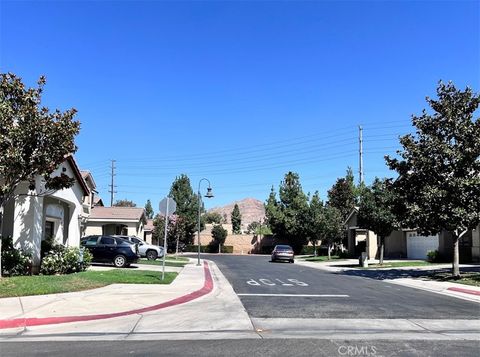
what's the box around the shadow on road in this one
[334,265,480,281]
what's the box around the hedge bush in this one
[40,246,92,275]
[1,237,32,276]
[185,244,233,254]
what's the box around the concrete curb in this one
[0,261,213,330]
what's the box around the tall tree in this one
[144,199,154,219]
[114,199,136,207]
[323,205,344,260]
[211,224,228,253]
[231,203,242,234]
[357,178,399,265]
[327,167,357,221]
[0,73,80,276]
[169,174,201,245]
[386,82,480,277]
[303,192,325,257]
[265,172,309,253]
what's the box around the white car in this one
[113,235,164,260]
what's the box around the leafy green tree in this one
[169,174,201,245]
[386,82,480,277]
[144,199,154,219]
[327,167,357,221]
[303,192,325,257]
[265,172,309,253]
[211,224,228,253]
[357,178,399,265]
[114,199,136,207]
[231,203,242,234]
[323,205,344,260]
[0,73,80,276]
[246,221,271,235]
[203,212,223,224]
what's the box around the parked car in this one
[113,235,164,260]
[80,235,140,268]
[271,244,294,263]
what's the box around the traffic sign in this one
[159,197,177,216]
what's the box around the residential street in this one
[0,256,479,356]
[205,254,480,319]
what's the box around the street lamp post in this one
[197,178,214,266]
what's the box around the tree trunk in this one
[313,240,317,257]
[452,234,460,278]
[218,243,221,254]
[0,207,3,278]
[327,244,331,260]
[379,236,384,266]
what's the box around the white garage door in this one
[406,233,439,260]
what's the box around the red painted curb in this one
[447,287,480,296]
[0,261,213,330]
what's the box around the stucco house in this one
[84,206,147,238]
[1,156,91,273]
[345,207,480,262]
[144,219,154,244]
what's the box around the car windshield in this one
[115,238,134,246]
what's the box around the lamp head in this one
[205,187,214,198]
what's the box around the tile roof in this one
[89,206,146,222]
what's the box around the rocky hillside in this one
[208,198,265,227]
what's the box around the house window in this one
[44,221,55,241]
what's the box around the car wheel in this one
[290,259,294,263]
[146,250,158,260]
[113,255,127,268]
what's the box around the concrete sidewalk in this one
[1,258,479,342]
[295,259,480,303]
[0,259,254,340]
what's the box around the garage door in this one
[406,233,439,260]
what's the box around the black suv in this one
[80,235,140,268]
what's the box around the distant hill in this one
[208,198,265,227]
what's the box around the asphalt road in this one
[1,340,479,357]
[203,254,480,319]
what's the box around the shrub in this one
[41,235,56,258]
[1,237,32,276]
[185,244,233,253]
[427,250,439,263]
[40,246,92,275]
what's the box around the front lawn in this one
[303,255,343,262]
[136,258,188,267]
[428,271,480,287]
[165,255,189,262]
[0,270,177,298]
[363,261,435,269]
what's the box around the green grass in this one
[165,255,189,262]
[0,270,177,298]
[363,261,434,269]
[136,258,188,267]
[303,255,343,262]
[428,272,480,287]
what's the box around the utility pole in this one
[109,160,117,206]
[359,125,364,185]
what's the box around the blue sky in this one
[1,0,478,212]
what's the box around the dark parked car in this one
[271,244,294,263]
[80,235,140,268]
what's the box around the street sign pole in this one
[162,198,169,281]
[159,197,176,281]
